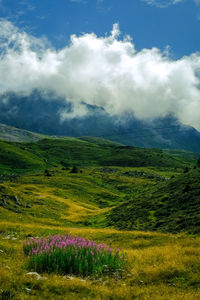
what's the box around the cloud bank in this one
[0,20,200,130]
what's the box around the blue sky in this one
[0,0,199,58]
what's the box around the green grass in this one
[1,166,199,233]
[0,137,190,177]
[0,224,200,299]
[107,169,200,234]
[0,137,200,299]
[23,234,126,277]
[0,141,45,173]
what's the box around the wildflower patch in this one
[23,234,126,277]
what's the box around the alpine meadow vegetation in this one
[0,136,200,299]
[23,234,126,277]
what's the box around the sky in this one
[0,0,200,130]
[0,0,200,58]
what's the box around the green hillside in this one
[0,140,45,174]
[0,136,198,235]
[107,169,200,234]
[0,138,190,178]
[1,162,199,233]
[0,137,200,299]
[0,165,200,299]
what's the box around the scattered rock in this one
[64,275,75,280]
[26,271,47,281]
[3,232,18,240]
[25,287,31,293]
[168,283,176,286]
[139,280,144,284]
[3,235,10,239]
[13,209,22,213]
[26,272,42,280]
[124,171,167,181]
[100,168,118,174]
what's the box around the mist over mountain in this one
[1,90,200,152]
[1,20,200,134]
[0,21,200,152]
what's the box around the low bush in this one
[23,234,126,277]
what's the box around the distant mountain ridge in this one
[0,123,45,142]
[1,91,200,151]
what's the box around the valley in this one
[0,134,200,299]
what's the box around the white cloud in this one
[0,20,200,130]
[143,0,200,8]
[142,0,184,8]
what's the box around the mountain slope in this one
[0,137,190,177]
[0,123,45,142]
[1,91,200,151]
[107,170,200,234]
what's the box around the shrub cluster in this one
[23,234,126,277]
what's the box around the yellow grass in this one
[0,168,200,299]
[0,221,200,299]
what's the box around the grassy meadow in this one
[1,222,200,299]
[0,137,200,299]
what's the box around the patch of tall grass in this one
[23,234,126,277]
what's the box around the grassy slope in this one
[0,138,200,299]
[107,169,200,234]
[0,167,200,299]
[1,167,166,226]
[0,138,190,177]
[0,168,118,227]
[1,222,200,299]
[0,141,45,174]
